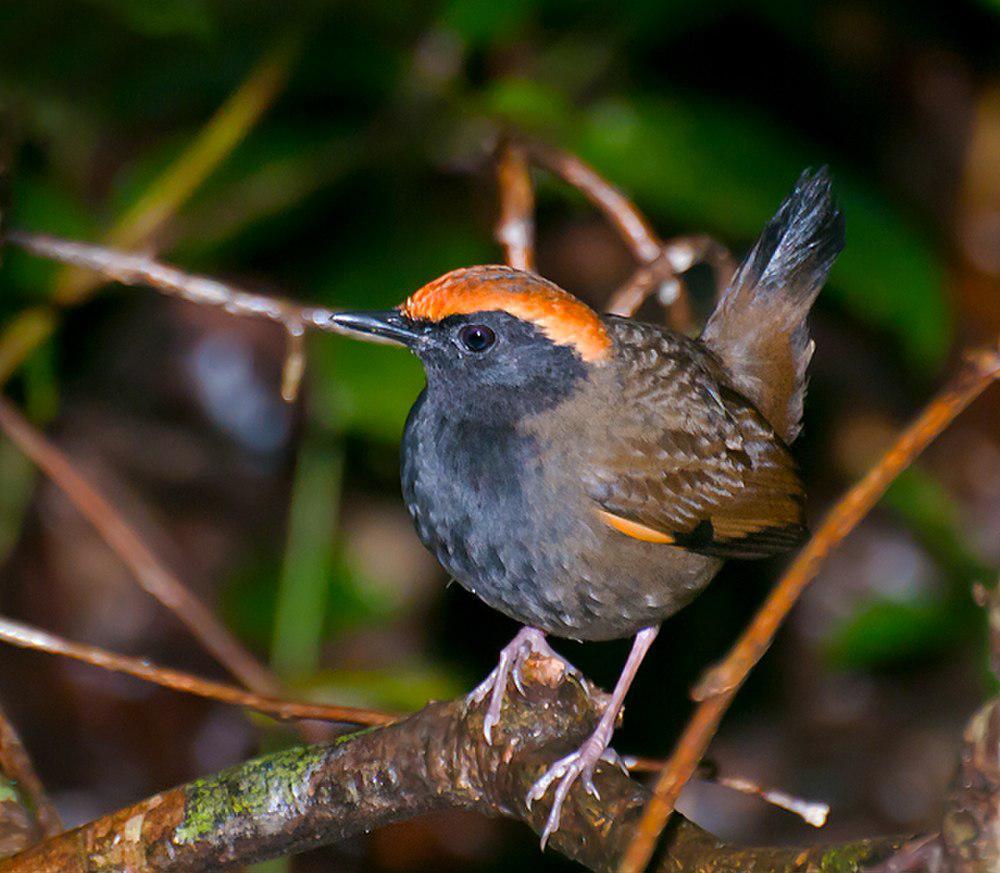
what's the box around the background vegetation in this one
[0,1,997,870]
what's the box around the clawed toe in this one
[467,627,579,746]
[527,736,610,848]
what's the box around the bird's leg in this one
[528,625,659,848]
[467,626,580,744]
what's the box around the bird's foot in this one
[527,718,624,849]
[467,627,580,745]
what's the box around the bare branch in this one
[0,614,395,728]
[6,231,340,336]
[495,140,536,271]
[0,701,60,852]
[623,757,829,827]
[523,140,663,263]
[619,345,1000,873]
[0,397,283,697]
[605,234,736,333]
[516,141,733,333]
[0,653,907,872]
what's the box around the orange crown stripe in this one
[399,266,612,363]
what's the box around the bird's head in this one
[331,266,611,418]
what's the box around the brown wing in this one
[585,319,807,559]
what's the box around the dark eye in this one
[458,324,496,353]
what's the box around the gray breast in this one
[400,387,721,641]
[401,389,545,606]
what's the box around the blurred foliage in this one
[0,3,996,865]
[826,469,995,671]
[0,0,993,701]
[0,440,34,565]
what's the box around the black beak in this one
[330,310,423,347]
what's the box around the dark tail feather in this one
[701,168,845,443]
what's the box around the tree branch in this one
[0,653,908,873]
[0,701,60,858]
[5,231,339,337]
[0,614,395,728]
[0,397,283,698]
[619,345,1000,873]
[519,139,734,333]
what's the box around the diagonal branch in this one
[0,614,395,728]
[518,139,733,332]
[0,396,283,697]
[5,231,339,337]
[0,653,908,873]
[522,140,663,263]
[618,344,1000,873]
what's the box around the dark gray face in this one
[332,309,589,422]
[416,311,587,413]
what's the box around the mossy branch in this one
[0,654,911,872]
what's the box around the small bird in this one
[332,169,844,843]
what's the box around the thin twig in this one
[0,614,395,728]
[0,703,61,838]
[618,345,1000,873]
[6,231,339,335]
[495,140,536,271]
[523,140,663,263]
[52,33,300,306]
[519,140,733,333]
[622,756,829,828]
[605,235,736,332]
[0,396,282,697]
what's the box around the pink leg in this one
[467,626,580,744]
[528,625,660,848]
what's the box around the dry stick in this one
[0,615,395,728]
[4,230,360,403]
[521,141,732,332]
[623,756,828,827]
[495,140,536,272]
[0,704,61,838]
[605,235,736,331]
[0,397,282,697]
[523,140,663,263]
[618,345,1000,873]
[6,230,339,334]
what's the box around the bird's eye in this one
[458,324,496,353]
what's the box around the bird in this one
[331,168,844,845]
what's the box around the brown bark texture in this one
[0,654,914,873]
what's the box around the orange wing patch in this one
[596,509,676,544]
[400,265,612,363]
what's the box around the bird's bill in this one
[330,310,423,347]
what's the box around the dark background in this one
[0,1,997,870]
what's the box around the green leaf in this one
[83,0,214,38]
[439,0,535,46]
[825,597,963,669]
[271,442,343,679]
[0,438,36,564]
